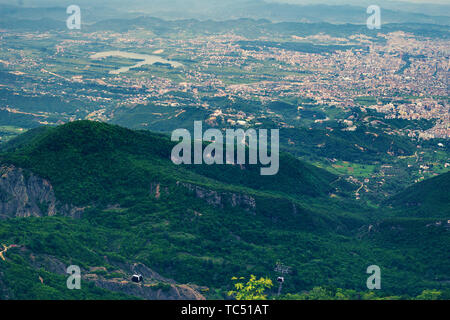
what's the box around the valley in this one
[0,17,448,203]
[0,1,448,301]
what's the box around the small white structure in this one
[131,274,143,283]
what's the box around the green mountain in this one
[1,120,350,204]
[387,172,450,217]
[0,121,448,299]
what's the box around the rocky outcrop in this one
[95,262,205,300]
[0,165,85,219]
[176,181,256,213]
[0,165,57,219]
[0,163,258,219]
[94,279,205,300]
[26,251,205,300]
[150,182,169,199]
[29,252,68,275]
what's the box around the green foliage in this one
[282,287,450,300]
[0,257,134,300]
[280,287,403,300]
[228,275,273,300]
[1,120,343,206]
[153,282,172,292]
[0,121,448,299]
[387,172,450,217]
[415,289,443,300]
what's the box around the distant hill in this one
[1,1,449,25]
[88,17,450,39]
[1,6,449,39]
[387,171,450,217]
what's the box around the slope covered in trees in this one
[387,172,450,217]
[0,121,448,299]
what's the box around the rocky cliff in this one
[0,165,58,219]
[26,251,205,300]
[176,181,257,213]
[0,165,84,219]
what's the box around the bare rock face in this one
[176,181,256,213]
[25,251,205,300]
[0,165,85,219]
[96,262,206,300]
[94,280,205,300]
[0,165,58,219]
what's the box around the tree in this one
[416,289,442,300]
[228,275,273,300]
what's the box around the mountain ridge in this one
[0,120,448,299]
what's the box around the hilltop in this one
[1,120,355,207]
[387,172,450,217]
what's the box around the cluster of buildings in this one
[0,29,448,138]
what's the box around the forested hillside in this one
[0,121,448,299]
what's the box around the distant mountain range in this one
[1,10,449,40]
[0,0,449,25]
